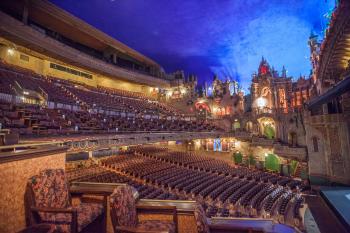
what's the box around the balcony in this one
[233,131,252,141]
[0,11,170,87]
[47,131,233,152]
[251,136,274,147]
[309,113,345,125]
[273,144,307,161]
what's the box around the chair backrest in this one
[28,169,70,209]
[194,203,210,233]
[109,185,138,229]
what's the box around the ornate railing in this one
[273,144,307,162]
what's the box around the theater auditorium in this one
[0,0,349,233]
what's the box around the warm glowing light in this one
[23,91,29,95]
[7,48,14,55]
[256,97,267,108]
[181,88,187,94]
[264,153,268,157]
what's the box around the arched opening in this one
[264,125,275,139]
[257,117,276,139]
[245,121,253,132]
[232,121,241,131]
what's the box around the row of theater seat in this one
[0,61,177,115]
[95,147,306,227]
[131,147,307,190]
[67,165,180,200]
[0,102,216,136]
[0,61,220,135]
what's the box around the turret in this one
[258,57,271,76]
[281,66,287,78]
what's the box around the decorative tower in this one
[308,32,321,83]
[281,66,287,78]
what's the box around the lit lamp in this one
[7,48,14,56]
[256,97,267,109]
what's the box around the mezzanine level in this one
[0,11,170,87]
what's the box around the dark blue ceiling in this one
[50,0,335,91]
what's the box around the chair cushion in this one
[109,186,138,228]
[30,169,69,213]
[138,220,175,233]
[194,204,210,233]
[41,203,104,233]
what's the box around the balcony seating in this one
[109,185,176,233]
[0,62,220,135]
[27,169,104,233]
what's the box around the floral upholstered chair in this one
[193,204,210,233]
[27,169,104,233]
[110,185,176,233]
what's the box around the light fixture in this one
[256,97,267,109]
[7,48,14,56]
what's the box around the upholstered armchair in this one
[110,185,177,233]
[26,169,105,233]
[193,204,210,233]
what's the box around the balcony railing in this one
[273,144,307,161]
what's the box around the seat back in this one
[28,169,70,209]
[194,203,210,233]
[109,185,138,229]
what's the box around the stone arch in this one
[257,117,276,139]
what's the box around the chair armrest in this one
[70,182,130,196]
[30,206,76,213]
[30,206,78,233]
[115,226,170,233]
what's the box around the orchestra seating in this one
[67,147,308,228]
[0,61,219,136]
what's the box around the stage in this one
[320,186,350,232]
